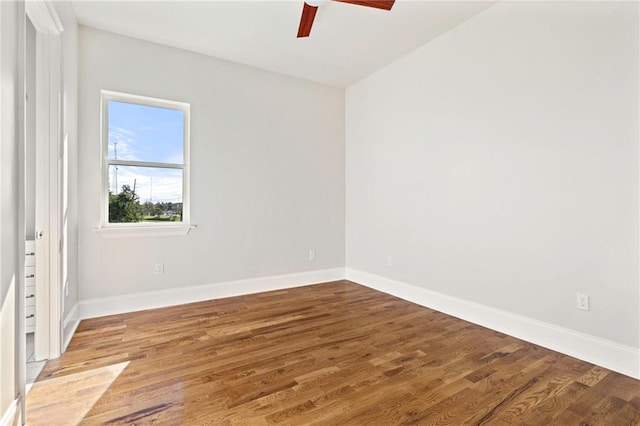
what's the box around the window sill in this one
[95,224,196,239]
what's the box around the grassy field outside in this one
[141,215,181,222]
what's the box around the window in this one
[101,91,190,233]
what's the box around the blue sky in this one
[108,101,184,203]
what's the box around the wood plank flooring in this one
[27,280,640,425]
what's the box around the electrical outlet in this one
[309,250,315,261]
[386,256,393,266]
[153,263,164,275]
[576,293,589,311]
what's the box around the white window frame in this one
[99,90,191,237]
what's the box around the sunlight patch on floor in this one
[26,361,129,426]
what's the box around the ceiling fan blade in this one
[297,3,319,38]
[332,0,395,11]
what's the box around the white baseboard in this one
[346,268,640,379]
[0,398,19,426]
[62,302,80,351]
[75,266,640,379]
[78,267,346,320]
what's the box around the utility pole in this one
[114,141,119,193]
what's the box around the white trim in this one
[637,0,640,387]
[25,0,63,35]
[62,303,79,351]
[100,90,190,229]
[48,31,62,360]
[16,0,27,422]
[95,224,195,238]
[75,267,640,378]
[26,0,65,368]
[0,398,20,426]
[346,268,640,379]
[101,90,190,111]
[78,268,346,319]
[108,159,183,169]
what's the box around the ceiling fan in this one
[297,0,396,38]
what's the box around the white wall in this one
[78,27,345,301]
[346,1,639,348]
[1,0,20,421]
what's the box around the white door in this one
[27,0,64,362]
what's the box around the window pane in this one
[108,165,183,223]
[108,100,184,164]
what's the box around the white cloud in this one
[108,126,140,161]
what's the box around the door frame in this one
[25,0,63,362]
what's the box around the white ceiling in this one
[71,1,495,88]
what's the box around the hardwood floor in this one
[27,280,640,425]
